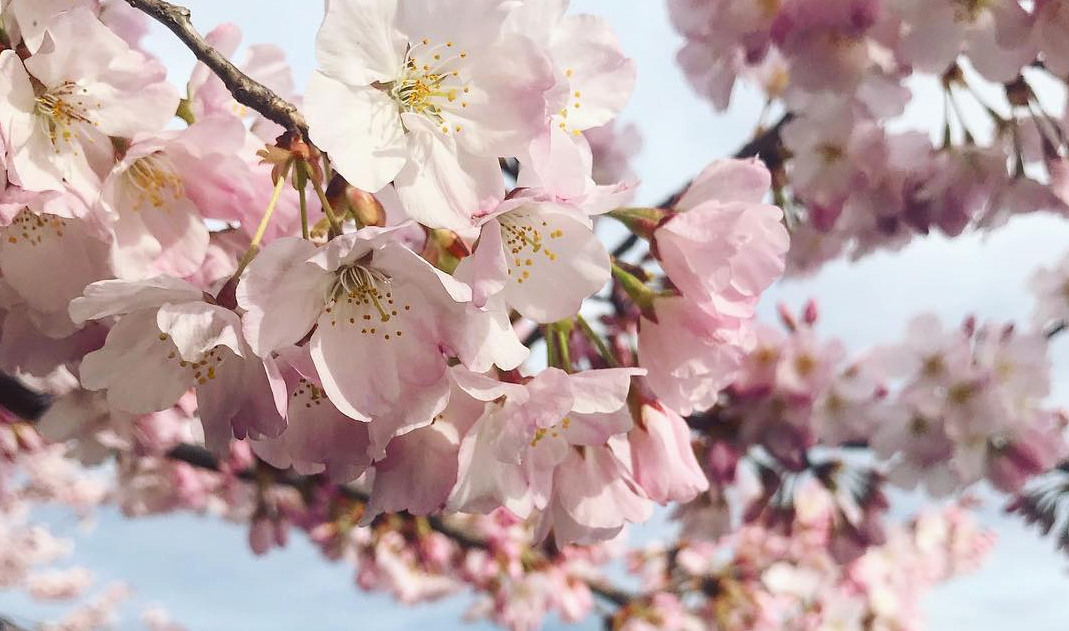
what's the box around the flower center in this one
[124,153,184,209]
[499,212,563,285]
[951,0,989,23]
[325,265,412,341]
[157,333,226,386]
[384,38,471,135]
[34,82,100,150]
[531,417,570,447]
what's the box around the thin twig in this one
[0,615,32,631]
[124,0,308,138]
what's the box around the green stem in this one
[308,165,341,237]
[234,162,291,278]
[555,320,573,373]
[575,314,618,368]
[298,182,309,240]
[545,325,560,370]
[175,99,196,126]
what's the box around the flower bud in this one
[348,187,387,228]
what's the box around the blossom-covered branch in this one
[1,0,1068,629]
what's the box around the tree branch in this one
[0,616,32,631]
[162,442,632,605]
[124,0,308,138]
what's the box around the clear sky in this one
[2,1,1069,629]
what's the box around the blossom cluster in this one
[669,0,1069,273]
[618,487,995,631]
[0,0,789,553]
[0,1,1066,630]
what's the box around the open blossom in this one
[894,0,1035,82]
[238,228,525,455]
[459,195,610,323]
[508,0,637,204]
[99,117,258,280]
[305,0,557,234]
[69,277,286,453]
[0,8,178,195]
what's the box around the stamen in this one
[124,153,184,209]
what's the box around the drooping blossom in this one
[69,277,286,453]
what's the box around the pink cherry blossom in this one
[459,196,611,323]
[638,296,752,416]
[305,0,557,233]
[656,159,790,318]
[238,228,523,455]
[99,117,257,280]
[69,277,285,453]
[0,9,178,195]
[628,400,709,504]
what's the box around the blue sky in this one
[3,1,1069,629]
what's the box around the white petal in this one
[79,310,192,414]
[315,0,404,85]
[237,237,333,357]
[393,127,503,235]
[448,35,557,157]
[306,72,407,193]
[567,368,644,414]
[156,302,244,362]
[70,276,203,324]
[550,14,636,131]
[496,203,610,323]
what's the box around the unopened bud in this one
[777,302,797,332]
[803,299,819,325]
[348,187,387,228]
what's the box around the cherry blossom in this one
[0,2,1066,630]
[0,8,178,195]
[305,0,557,233]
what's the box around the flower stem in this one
[234,162,291,279]
[611,261,660,322]
[545,325,560,369]
[298,181,309,240]
[555,320,573,373]
[307,164,341,237]
[575,314,618,368]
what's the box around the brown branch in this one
[0,616,32,631]
[162,442,632,605]
[123,0,308,138]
